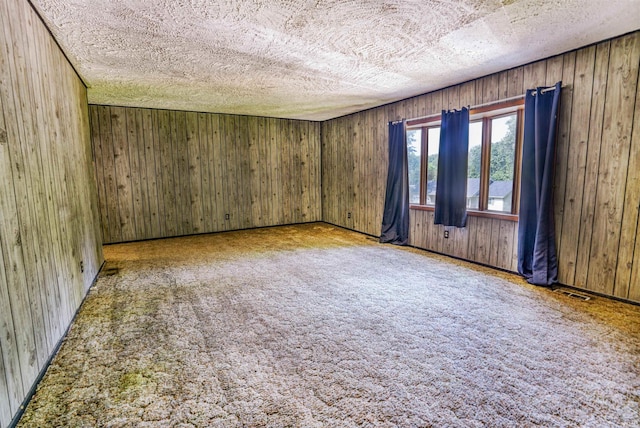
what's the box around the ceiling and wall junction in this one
[30,0,640,120]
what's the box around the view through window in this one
[406,99,523,216]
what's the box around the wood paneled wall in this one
[89,105,322,243]
[0,0,103,426]
[322,31,640,303]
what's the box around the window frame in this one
[406,98,525,221]
[406,120,441,207]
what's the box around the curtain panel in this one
[380,120,409,245]
[518,81,562,286]
[434,107,469,228]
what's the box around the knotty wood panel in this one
[322,30,640,303]
[587,34,640,297]
[90,106,322,243]
[0,0,103,425]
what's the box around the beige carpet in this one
[17,223,640,427]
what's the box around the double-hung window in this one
[406,99,524,218]
[407,126,440,205]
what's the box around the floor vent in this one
[553,288,591,301]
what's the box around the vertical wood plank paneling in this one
[363,110,373,234]
[219,115,230,226]
[291,120,303,223]
[511,224,520,272]
[367,110,376,235]
[497,221,516,270]
[53,15,78,308]
[621,54,640,301]
[126,108,146,239]
[37,29,72,343]
[497,71,509,100]
[210,114,226,231]
[488,219,501,267]
[0,0,103,425]
[111,107,136,241]
[257,117,269,227]
[231,114,243,229]
[10,0,60,366]
[475,218,492,265]
[186,112,204,234]
[353,114,362,231]
[466,216,478,262]
[248,117,261,226]
[157,110,177,237]
[300,122,312,222]
[270,118,284,225]
[586,35,639,295]
[337,117,346,226]
[174,111,191,234]
[545,55,564,85]
[198,113,214,232]
[0,336,11,427]
[98,106,119,242]
[151,110,166,237]
[235,116,248,228]
[550,53,573,256]
[330,118,340,227]
[632,225,640,302]
[0,73,26,419]
[574,41,611,289]
[91,106,322,243]
[376,107,387,233]
[89,106,110,246]
[312,121,322,222]
[0,0,44,382]
[522,60,548,91]
[321,121,329,223]
[133,109,151,240]
[280,119,292,225]
[238,116,252,228]
[557,46,596,285]
[349,115,357,229]
[507,66,524,97]
[412,210,422,248]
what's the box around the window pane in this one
[467,121,482,210]
[407,129,422,204]
[426,127,440,205]
[489,114,516,213]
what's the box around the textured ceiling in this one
[31,0,640,120]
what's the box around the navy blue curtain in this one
[434,108,469,227]
[380,120,409,245]
[518,82,562,286]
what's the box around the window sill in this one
[409,204,519,222]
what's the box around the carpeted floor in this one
[17,223,640,427]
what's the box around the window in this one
[406,99,524,218]
[426,127,440,205]
[407,126,440,205]
[467,121,483,210]
[407,129,421,204]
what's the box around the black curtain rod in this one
[407,84,569,123]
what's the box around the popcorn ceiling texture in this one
[31,0,640,120]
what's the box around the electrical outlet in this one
[444,230,449,239]
[225,213,230,220]
[347,212,351,219]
